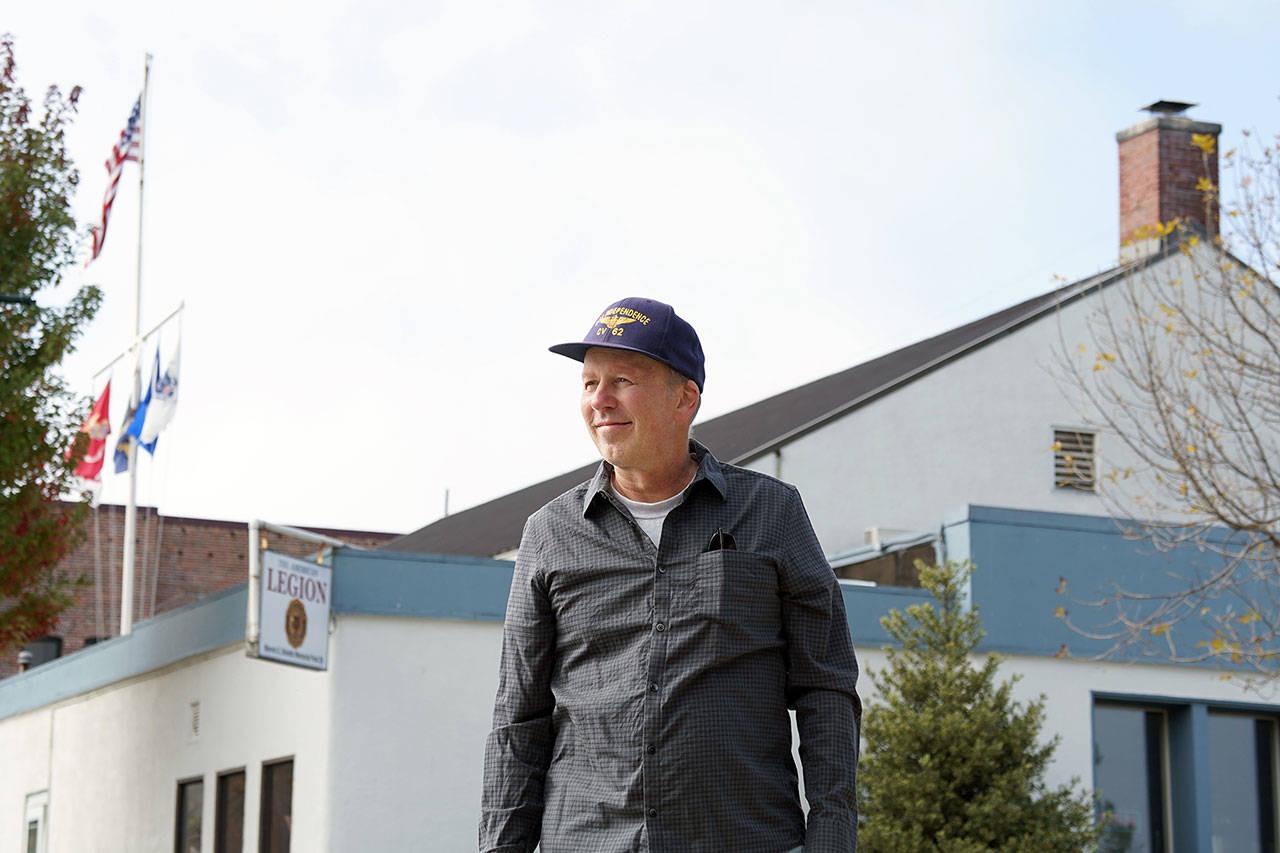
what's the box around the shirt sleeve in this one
[479,520,557,853]
[778,487,862,853]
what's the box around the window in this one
[21,636,62,669]
[24,791,48,853]
[1209,714,1278,852]
[259,758,293,853]
[1094,704,1169,852]
[175,777,203,853]
[1054,428,1097,490]
[833,541,935,588]
[215,769,246,853]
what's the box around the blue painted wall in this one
[945,505,1240,662]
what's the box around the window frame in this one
[24,790,49,853]
[1206,710,1280,851]
[173,775,204,853]
[215,767,246,853]
[259,756,294,853]
[1093,700,1172,851]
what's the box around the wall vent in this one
[1054,429,1097,490]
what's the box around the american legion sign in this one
[258,550,332,670]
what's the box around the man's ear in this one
[678,380,700,420]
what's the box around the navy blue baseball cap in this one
[550,297,705,391]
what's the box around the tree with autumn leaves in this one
[1055,125,1280,680]
[0,36,102,655]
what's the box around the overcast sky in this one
[9,0,1280,535]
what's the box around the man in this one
[480,297,861,852]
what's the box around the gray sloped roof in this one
[384,261,1140,557]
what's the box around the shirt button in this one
[648,808,658,818]
[647,744,656,755]
[657,565,666,573]
[649,681,659,693]
[654,622,666,632]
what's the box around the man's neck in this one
[611,453,697,503]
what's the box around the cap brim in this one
[548,342,592,362]
[549,340,678,366]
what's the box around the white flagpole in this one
[120,53,152,637]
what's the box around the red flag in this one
[68,381,112,481]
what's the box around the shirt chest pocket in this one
[686,550,781,633]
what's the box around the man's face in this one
[580,348,694,474]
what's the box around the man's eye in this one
[584,380,598,390]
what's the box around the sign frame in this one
[256,550,332,670]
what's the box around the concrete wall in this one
[0,644,332,853]
[326,615,502,852]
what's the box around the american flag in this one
[87,94,143,264]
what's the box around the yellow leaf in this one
[1185,369,1198,378]
[1151,622,1171,636]
[1054,605,1067,619]
[1238,610,1261,624]
[1196,177,1215,193]
[1191,133,1216,154]
[1050,441,1062,451]
[1186,445,1196,454]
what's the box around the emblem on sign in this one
[285,598,307,648]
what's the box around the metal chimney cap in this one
[1142,100,1197,115]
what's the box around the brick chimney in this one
[1117,100,1221,261]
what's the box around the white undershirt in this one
[610,480,693,548]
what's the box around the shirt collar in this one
[582,439,727,517]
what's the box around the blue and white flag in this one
[140,334,179,444]
[115,350,160,472]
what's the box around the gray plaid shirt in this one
[481,442,861,852]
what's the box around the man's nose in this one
[588,385,616,410]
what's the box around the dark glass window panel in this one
[215,771,246,853]
[1257,720,1278,853]
[27,821,38,853]
[175,779,203,853]
[259,759,293,853]
[1209,714,1278,853]
[22,636,62,668]
[1094,705,1167,852]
